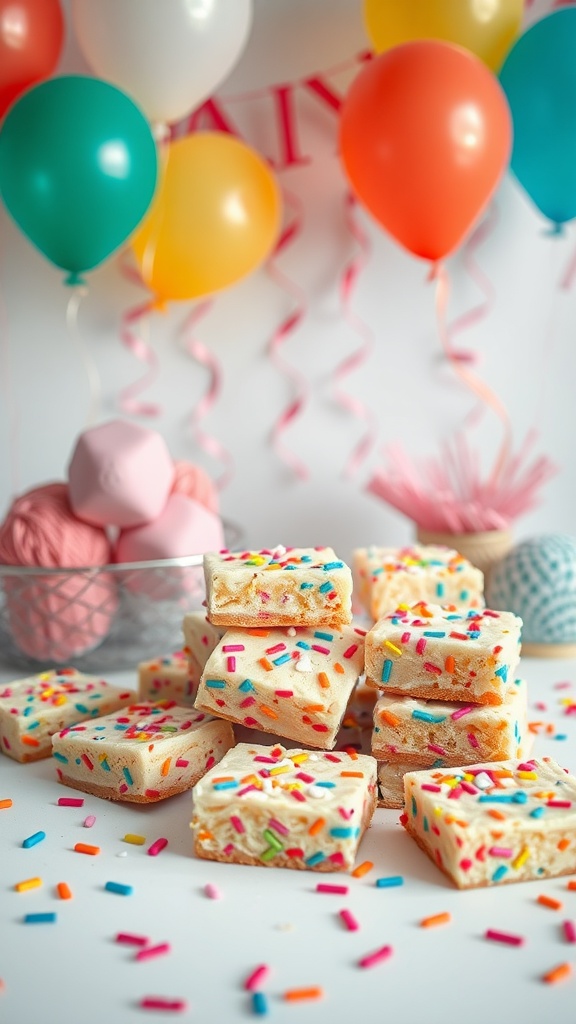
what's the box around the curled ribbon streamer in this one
[334,191,379,478]
[447,202,499,365]
[266,188,309,480]
[119,299,162,417]
[180,302,234,492]
[559,239,576,290]
[0,277,20,498]
[66,285,102,428]
[434,262,513,489]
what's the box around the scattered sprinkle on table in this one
[74,842,100,856]
[420,912,451,928]
[538,895,563,911]
[83,815,96,828]
[14,877,42,893]
[24,912,56,924]
[57,882,72,900]
[485,929,525,947]
[563,920,576,943]
[204,883,222,900]
[0,798,13,810]
[244,966,270,991]
[57,797,84,807]
[542,963,572,984]
[339,909,359,932]
[136,943,171,962]
[567,880,576,891]
[252,991,268,1016]
[124,833,146,846]
[376,876,404,889]
[147,837,168,857]
[116,932,149,947]
[358,945,393,969]
[139,997,187,1012]
[351,860,373,879]
[105,881,133,896]
[22,831,45,849]
[283,987,324,1002]
[316,883,348,895]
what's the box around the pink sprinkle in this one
[290,790,306,802]
[415,638,427,655]
[343,644,358,659]
[563,920,576,943]
[223,843,235,856]
[268,818,290,837]
[401,631,411,643]
[459,859,473,872]
[240,697,256,708]
[555,681,572,690]
[424,662,442,675]
[547,800,572,808]
[422,784,442,792]
[358,945,393,969]
[311,644,330,655]
[517,762,537,771]
[204,883,222,900]
[265,643,286,655]
[329,852,345,866]
[296,772,315,783]
[244,716,258,726]
[460,781,479,795]
[136,942,171,962]
[485,929,525,947]
[238,785,257,797]
[230,815,245,834]
[428,743,447,756]
[140,997,186,1012]
[175,758,188,768]
[324,754,341,763]
[534,702,548,711]
[116,932,149,947]
[339,909,359,932]
[244,965,270,991]
[467,733,479,749]
[254,755,278,763]
[274,690,294,698]
[227,656,236,672]
[451,706,473,720]
[317,883,348,895]
[222,644,245,652]
[147,838,168,857]
[489,847,513,858]
[58,797,84,807]
[83,815,96,828]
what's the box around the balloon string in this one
[434,263,513,489]
[66,285,102,428]
[180,302,234,492]
[447,202,499,364]
[0,276,20,498]
[119,298,162,417]
[266,188,309,480]
[333,191,378,478]
[559,238,576,290]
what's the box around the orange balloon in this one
[339,41,512,262]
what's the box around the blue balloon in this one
[500,9,576,227]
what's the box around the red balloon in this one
[339,41,512,263]
[0,0,64,119]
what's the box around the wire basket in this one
[0,521,242,674]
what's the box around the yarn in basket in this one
[0,482,118,662]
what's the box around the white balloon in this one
[72,0,253,126]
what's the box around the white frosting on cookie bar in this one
[353,545,484,620]
[204,546,353,627]
[372,678,527,762]
[52,701,235,802]
[191,741,377,871]
[182,611,225,669]
[195,624,366,749]
[402,756,576,888]
[138,650,201,706]
[0,669,133,763]
[365,602,522,705]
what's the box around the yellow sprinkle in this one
[264,563,282,570]
[290,754,308,765]
[53,695,67,706]
[123,833,146,846]
[433,807,443,817]
[15,877,42,892]
[384,640,402,656]
[269,765,290,776]
[517,771,537,780]
[510,843,528,868]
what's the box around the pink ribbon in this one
[333,192,378,478]
[266,189,310,480]
[445,202,499,365]
[180,303,234,491]
[117,251,162,417]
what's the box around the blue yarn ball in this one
[487,535,576,645]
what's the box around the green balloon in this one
[0,75,158,283]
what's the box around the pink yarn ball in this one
[0,483,118,662]
[171,460,219,515]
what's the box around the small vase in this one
[415,527,514,582]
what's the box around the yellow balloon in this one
[132,132,281,303]
[363,0,524,72]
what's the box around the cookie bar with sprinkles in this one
[182,611,225,677]
[194,624,366,749]
[402,756,576,888]
[0,669,133,763]
[378,757,432,809]
[52,701,235,802]
[138,650,201,707]
[372,679,528,764]
[353,545,484,621]
[365,602,522,705]
[191,741,377,871]
[203,546,353,628]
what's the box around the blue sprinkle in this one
[432,759,446,768]
[554,734,568,741]
[272,653,291,666]
[323,561,344,571]
[283,564,297,570]
[492,865,508,883]
[411,796,417,817]
[100,758,111,772]
[74,704,89,714]
[239,679,255,692]
[423,816,429,832]
[494,664,508,681]
[22,706,32,717]
[513,791,528,804]
[436,582,445,598]
[530,806,545,818]
[300,555,313,562]
[300,582,314,590]
[206,679,226,689]
[467,631,481,639]
[376,875,404,888]
[315,781,336,788]
[213,780,239,790]
[382,659,393,683]
[296,641,311,650]
[478,794,515,804]
[423,631,446,638]
[104,881,133,896]
[411,709,447,723]
[329,827,360,839]
[114,723,128,730]
[305,851,326,867]
[52,752,68,764]
[22,831,45,849]
[123,767,134,786]
[26,721,40,731]
[24,913,56,924]
[252,992,268,1016]
[318,581,333,593]
[314,631,334,642]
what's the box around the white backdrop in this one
[0,0,574,565]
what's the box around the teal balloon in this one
[0,75,158,283]
[500,9,576,228]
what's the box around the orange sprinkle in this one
[493,769,513,778]
[558,839,571,852]
[57,882,72,900]
[546,723,555,734]
[528,722,542,734]
[284,987,324,1002]
[259,705,278,720]
[303,704,325,713]
[381,710,400,727]
[420,912,451,928]
[567,880,576,891]
[198,829,214,842]
[211,776,235,784]
[543,963,572,985]
[351,861,373,879]
[537,894,563,911]
[444,655,455,674]
[343,747,359,760]
[340,771,364,778]
[483,692,501,706]
[488,809,506,821]
[259,658,273,672]
[308,818,326,836]
[247,629,270,637]
[0,799,12,810]
[318,672,330,689]
[21,736,40,747]
[161,757,171,777]
[334,663,345,674]
[74,843,100,856]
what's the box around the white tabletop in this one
[1,655,575,1024]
